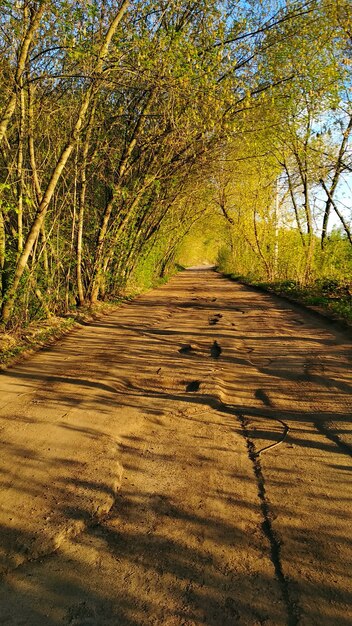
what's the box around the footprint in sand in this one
[210,340,222,359]
[209,313,223,326]
[186,380,201,392]
[179,344,193,354]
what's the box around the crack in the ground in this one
[187,362,298,624]
[0,512,107,580]
[253,390,290,456]
[0,449,123,579]
[237,413,300,626]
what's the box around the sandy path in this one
[0,269,351,625]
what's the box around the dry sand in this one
[0,270,351,625]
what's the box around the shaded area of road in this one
[0,270,351,625]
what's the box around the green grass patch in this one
[225,274,352,326]
[0,316,77,368]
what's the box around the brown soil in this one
[0,269,351,625]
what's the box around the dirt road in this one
[0,269,351,625]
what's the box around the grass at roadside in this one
[225,274,352,327]
[0,317,77,369]
[0,299,133,370]
[0,271,174,370]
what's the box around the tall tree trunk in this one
[0,210,5,283]
[320,179,352,245]
[17,77,26,253]
[294,142,314,283]
[76,100,97,305]
[27,83,42,204]
[0,0,130,325]
[65,144,79,313]
[302,177,314,283]
[253,206,272,279]
[28,83,49,278]
[88,88,156,303]
[0,2,47,144]
[283,161,305,247]
[321,114,352,248]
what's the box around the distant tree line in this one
[0,0,350,326]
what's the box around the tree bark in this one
[88,88,156,303]
[320,179,352,245]
[76,101,97,305]
[321,114,352,248]
[0,2,47,144]
[17,77,26,253]
[0,0,130,325]
[283,161,305,247]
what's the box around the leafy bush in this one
[227,274,352,325]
